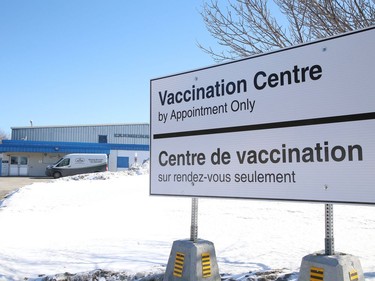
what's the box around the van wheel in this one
[53,172,62,179]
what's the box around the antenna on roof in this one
[30,120,33,127]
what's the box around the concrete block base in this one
[163,239,221,281]
[298,252,364,281]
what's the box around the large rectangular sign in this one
[150,27,375,204]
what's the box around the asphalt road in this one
[0,177,52,199]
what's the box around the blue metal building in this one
[0,123,149,177]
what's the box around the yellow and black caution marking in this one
[202,252,212,278]
[349,270,359,281]
[310,267,324,281]
[173,252,185,278]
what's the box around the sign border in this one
[150,27,375,205]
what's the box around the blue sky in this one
[0,1,218,135]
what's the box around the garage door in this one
[117,157,129,168]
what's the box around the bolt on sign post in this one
[150,27,374,281]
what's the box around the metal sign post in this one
[190,198,198,242]
[325,203,334,256]
[298,203,364,281]
[163,196,220,281]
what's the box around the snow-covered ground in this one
[0,163,374,281]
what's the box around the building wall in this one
[1,123,150,177]
[109,150,149,171]
[1,152,64,177]
[1,149,149,177]
[11,124,149,145]
[28,153,58,177]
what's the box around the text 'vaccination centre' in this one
[0,123,150,177]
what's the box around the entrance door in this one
[9,156,28,176]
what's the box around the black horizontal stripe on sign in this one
[153,112,375,139]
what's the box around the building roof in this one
[0,140,149,154]
[11,123,149,129]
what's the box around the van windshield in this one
[56,158,70,167]
[54,158,63,165]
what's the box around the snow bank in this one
[0,163,374,281]
[57,160,150,181]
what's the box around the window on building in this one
[98,135,108,143]
[20,157,28,165]
[10,156,18,165]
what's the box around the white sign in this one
[150,27,375,204]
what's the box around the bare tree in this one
[199,0,375,62]
[0,129,9,141]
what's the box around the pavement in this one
[0,177,52,199]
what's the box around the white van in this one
[45,153,108,178]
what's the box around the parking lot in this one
[0,177,51,199]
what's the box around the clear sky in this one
[0,1,218,135]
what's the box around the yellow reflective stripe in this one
[310,267,324,281]
[202,253,212,277]
[349,270,358,281]
[173,252,185,278]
